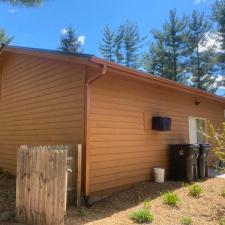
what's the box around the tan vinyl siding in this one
[88,72,225,194]
[0,53,85,174]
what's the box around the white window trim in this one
[188,116,208,144]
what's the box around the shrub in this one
[77,208,87,217]
[162,191,179,207]
[219,217,225,225]
[189,184,203,197]
[205,122,225,167]
[222,188,225,198]
[143,199,151,209]
[181,217,193,225]
[129,209,154,224]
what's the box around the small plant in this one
[2,170,14,179]
[77,208,87,217]
[129,208,154,224]
[181,217,193,225]
[219,217,225,225]
[162,191,179,207]
[189,184,203,197]
[222,188,225,198]
[143,199,151,209]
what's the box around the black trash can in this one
[198,144,211,178]
[169,144,199,182]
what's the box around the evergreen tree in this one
[99,21,144,68]
[0,29,13,47]
[187,10,217,92]
[59,26,83,53]
[114,25,124,64]
[143,43,158,74]
[99,25,115,62]
[122,21,144,69]
[143,40,170,76]
[1,0,43,6]
[212,0,225,91]
[213,0,225,50]
[145,10,188,82]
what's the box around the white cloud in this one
[194,0,207,4]
[77,35,86,45]
[199,32,223,53]
[8,9,18,13]
[61,28,67,35]
[216,75,224,82]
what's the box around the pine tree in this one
[213,0,225,91]
[187,10,217,92]
[0,29,13,47]
[114,25,124,64]
[1,0,43,6]
[99,25,115,62]
[144,31,172,77]
[99,21,144,68]
[122,21,144,69]
[143,44,158,74]
[213,0,225,50]
[59,26,83,53]
[147,10,188,82]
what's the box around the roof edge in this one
[89,57,225,104]
[0,44,94,59]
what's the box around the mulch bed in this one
[0,172,224,225]
[65,178,225,225]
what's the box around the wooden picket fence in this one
[16,144,82,225]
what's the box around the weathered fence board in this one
[16,145,68,225]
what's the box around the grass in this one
[181,217,193,225]
[162,191,179,207]
[188,184,203,198]
[219,217,225,225]
[129,208,154,224]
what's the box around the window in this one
[189,117,207,144]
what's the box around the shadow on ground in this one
[66,180,184,225]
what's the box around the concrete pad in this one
[208,168,225,179]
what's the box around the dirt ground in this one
[66,178,225,225]
[0,172,224,225]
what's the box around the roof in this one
[0,45,225,104]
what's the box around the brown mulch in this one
[0,172,224,225]
[66,178,225,225]
[0,172,16,213]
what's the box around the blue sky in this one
[1,0,224,95]
[0,0,215,56]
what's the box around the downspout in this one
[84,63,107,206]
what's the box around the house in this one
[0,45,224,203]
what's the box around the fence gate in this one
[16,145,68,225]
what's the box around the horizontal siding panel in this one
[1,88,83,112]
[89,74,225,193]
[0,53,85,173]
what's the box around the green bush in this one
[189,184,203,197]
[143,199,151,209]
[219,217,225,225]
[181,217,193,225]
[129,209,154,224]
[162,191,179,207]
[222,188,225,198]
[77,208,87,217]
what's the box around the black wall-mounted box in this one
[152,117,171,131]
